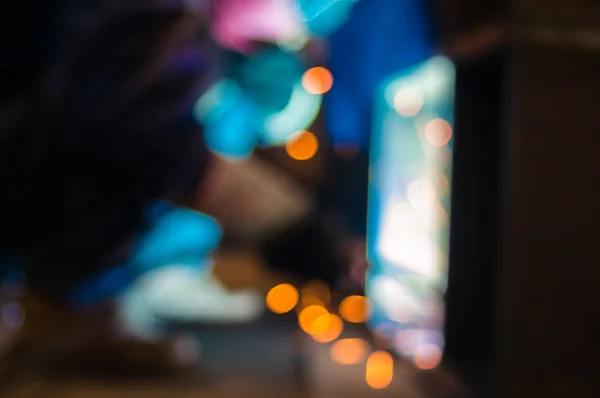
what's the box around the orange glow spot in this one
[266,283,299,314]
[311,314,331,335]
[302,280,330,307]
[366,351,394,390]
[393,87,423,117]
[330,338,369,365]
[424,118,452,147]
[285,130,319,161]
[414,344,442,370]
[301,294,325,309]
[298,305,330,335]
[311,314,344,343]
[339,295,369,323]
[302,66,333,94]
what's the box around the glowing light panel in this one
[366,56,455,366]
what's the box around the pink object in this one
[210,0,303,52]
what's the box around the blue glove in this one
[69,201,222,305]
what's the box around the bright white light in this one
[393,86,424,117]
[407,177,449,232]
[407,178,437,231]
[378,201,439,277]
[369,276,422,324]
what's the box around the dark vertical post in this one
[495,1,600,396]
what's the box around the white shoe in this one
[120,264,264,335]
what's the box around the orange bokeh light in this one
[366,351,394,390]
[330,338,369,365]
[298,305,330,335]
[301,293,325,309]
[311,314,331,334]
[311,314,344,343]
[266,283,299,314]
[302,280,330,307]
[285,130,319,161]
[413,344,442,370]
[302,66,334,94]
[424,118,452,147]
[339,295,369,323]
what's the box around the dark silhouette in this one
[1,1,212,301]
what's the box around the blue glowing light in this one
[194,79,260,160]
[131,202,222,273]
[194,79,244,125]
[235,48,304,113]
[325,0,434,148]
[237,49,321,145]
[195,49,323,148]
[297,0,357,37]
